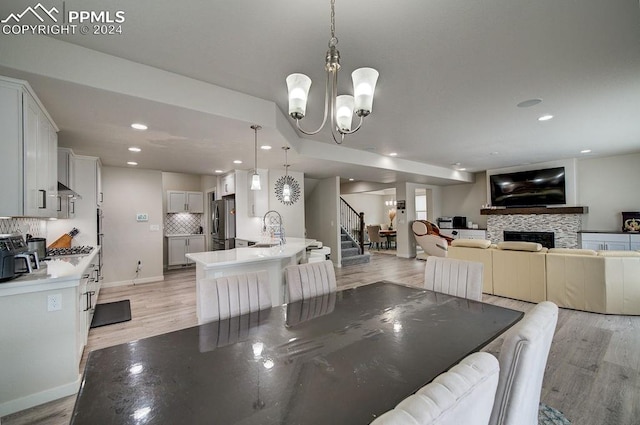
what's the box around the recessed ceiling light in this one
[581,149,592,154]
[260,145,272,150]
[215,170,223,173]
[457,168,467,171]
[490,151,499,156]
[538,114,554,121]
[128,147,141,152]
[127,161,138,166]
[233,160,242,164]
[389,152,398,157]
[348,178,354,181]
[517,98,543,108]
[131,123,148,130]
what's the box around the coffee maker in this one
[0,237,16,282]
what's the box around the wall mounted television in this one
[489,167,566,207]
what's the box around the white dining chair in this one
[198,270,271,323]
[489,301,559,425]
[371,352,500,425]
[285,260,337,303]
[424,256,484,301]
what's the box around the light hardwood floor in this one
[3,252,639,425]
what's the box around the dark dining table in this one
[71,281,523,425]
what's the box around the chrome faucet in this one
[262,210,285,245]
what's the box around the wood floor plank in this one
[3,254,640,425]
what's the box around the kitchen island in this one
[0,247,100,417]
[186,238,317,323]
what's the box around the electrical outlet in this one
[47,294,62,312]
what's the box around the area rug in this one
[90,300,132,328]
[539,402,571,425]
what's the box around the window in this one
[416,194,427,220]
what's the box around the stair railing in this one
[340,197,365,254]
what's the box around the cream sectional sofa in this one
[448,239,640,315]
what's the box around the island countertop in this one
[0,246,100,297]
[186,238,316,268]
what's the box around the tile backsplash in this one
[165,213,203,235]
[0,218,47,237]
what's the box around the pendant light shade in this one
[250,125,262,191]
[286,74,312,119]
[352,67,379,116]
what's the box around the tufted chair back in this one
[489,301,558,425]
[424,256,484,301]
[285,260,337,303]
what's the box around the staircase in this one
[340,228,371,266]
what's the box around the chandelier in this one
[285,0,379,144]
[250,125,262,191]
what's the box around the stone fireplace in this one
[483,207,588,249]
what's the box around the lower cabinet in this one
[77,261,101,356]
[168,235,205,266]
[440,229,487,240]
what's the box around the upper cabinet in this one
[0,76,58,218]
[167,191,204,213]
[218,172,236,197]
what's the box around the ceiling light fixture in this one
[389,152,398,157]
[348,178,354,181]
[131,123,148,130]
[285,0,379,145]
[581,149,592,154]
[538,114,554,121]
[282,147,291,203]
[127,161,138,166]
[250,125,262,191]
[215,169,223,173]
[233,160,243,164]
[260,145,272,150]
[128,147,141,152]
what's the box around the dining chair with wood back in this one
[489,301,559,425]
[285,259,337,303]
[198,270,271,323]
[367,224,385,250]
[371,352,500,425]
[424,256,484,301]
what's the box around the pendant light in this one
[250,125,262,191]
[282,147,291,203]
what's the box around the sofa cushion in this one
[451,238,492,249]
[498,241,543,252]
[548,248,598,256]
[597,250,640,257]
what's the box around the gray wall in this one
[305,177,340,266]
[439,153,640,232]
[102,166,164,286]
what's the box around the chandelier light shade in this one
[285,0,379,144]
[250,125,262,191]
[282,146,291,203]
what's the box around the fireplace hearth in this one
[504,231,555,248]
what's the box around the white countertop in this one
[0,247,100,296]
[186,238,315,268]
[165,234,205,237]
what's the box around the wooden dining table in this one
[70,281,523,425]
[378,229,397,248]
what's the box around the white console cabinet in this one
[580,232,632,251]
[631,234,640,251]
[0,76,58,218]
[440,229,487,240]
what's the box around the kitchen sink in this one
[250,243,281,248]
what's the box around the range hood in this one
[58,182,82,199]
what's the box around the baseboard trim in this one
[102,275,164,288]
[0,376,80,417]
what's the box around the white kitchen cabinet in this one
[167,235,205,266]
[71,156,102,246]
[57,148,76,219]
[630,234,640,251]
[440,229,487,240]
[0,76,58,218]
[167,191,204,213]
[249,169,269,217]
[580,232,631,251]
[218,172,236,196]
[77,260,101,353]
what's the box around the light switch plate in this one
[149,224,160,231]
[136,213,149,222]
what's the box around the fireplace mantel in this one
[481,206,588,215]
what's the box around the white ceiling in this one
[1,0,639,186]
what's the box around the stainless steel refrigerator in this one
[211,196,235,250]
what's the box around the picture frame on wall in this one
[622,211,640,232]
